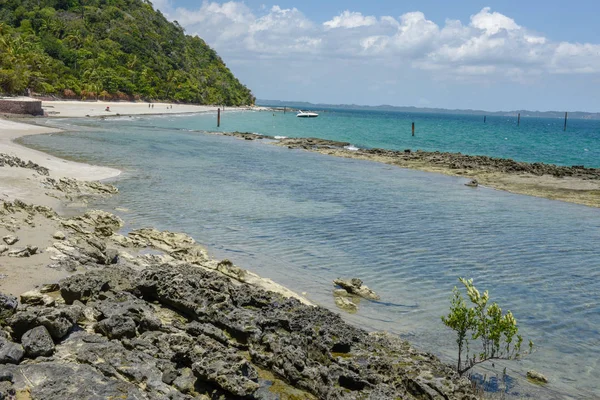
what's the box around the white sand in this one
[42,100,225,118]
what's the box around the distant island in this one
[258,99,600,120]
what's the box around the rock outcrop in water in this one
[334,278,381,301]
[0,198,478,399]
[275,138,600,180]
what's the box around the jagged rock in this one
[22,325,55,357]
[0,293,18,321]
[334,277,381,300]
[0,245,8,255]
[0,153,49,175]
[59,267,134,304]
[20,290,56,307]
[0,336,24,364]
[7,305,80,341]
[52,231,66,240]
[96,315,137,339]
[128,228,208,264]
[3,362,149,399]
[173,367,196,393]
[192,350,259,397]
[2,235,18,245]
[527,370,549,384]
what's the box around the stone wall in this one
[0,99,44,116]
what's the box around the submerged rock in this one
[527,370,549,384]
[334,295,358,313]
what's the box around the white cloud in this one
[324,11,377,29]
[151,2,600,80]
[470,7,520,35]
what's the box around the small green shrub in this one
[442,278,533,375]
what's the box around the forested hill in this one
[0,0,255,105]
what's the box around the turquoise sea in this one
[21,108,600,399]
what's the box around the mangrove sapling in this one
[441,278,533,376]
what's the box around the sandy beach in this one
[40,99,223,118]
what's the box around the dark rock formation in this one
[22,325,55,357]
[0,262,478,399]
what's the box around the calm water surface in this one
[21,110,600,399]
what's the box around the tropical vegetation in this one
[0,0,255,105]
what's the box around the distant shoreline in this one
[258,100,600,120]
[216,132,600,209]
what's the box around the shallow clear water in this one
[21,111,600,399]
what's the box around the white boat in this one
[297,110,318,118]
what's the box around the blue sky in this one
[154,1,600,111]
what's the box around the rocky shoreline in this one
[217,132,600,208]
[0,154,478,399]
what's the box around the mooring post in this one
[484,116,486,123]
[412,122,415,136]
[518,113,521,126]
[217,108,221,128]
[564,112,568,131]
[284,106,286,114]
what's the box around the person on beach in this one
[105,106,110,112]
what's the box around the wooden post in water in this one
[217,108,221,127]
[484,116,486,123]
[412,122,415,136]
[517,113,521,126]
[284,106,286,114]
[564,112,568,131]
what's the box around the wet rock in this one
[52,231,66,240]
[527,370,549,384]
[2,235,18,245]
[465,179,479,187]
[334,278,381,300]
[0,336,24,364]
[20,290,56,307]
[22,325,55,357]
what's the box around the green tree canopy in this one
[0,0,255,105]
